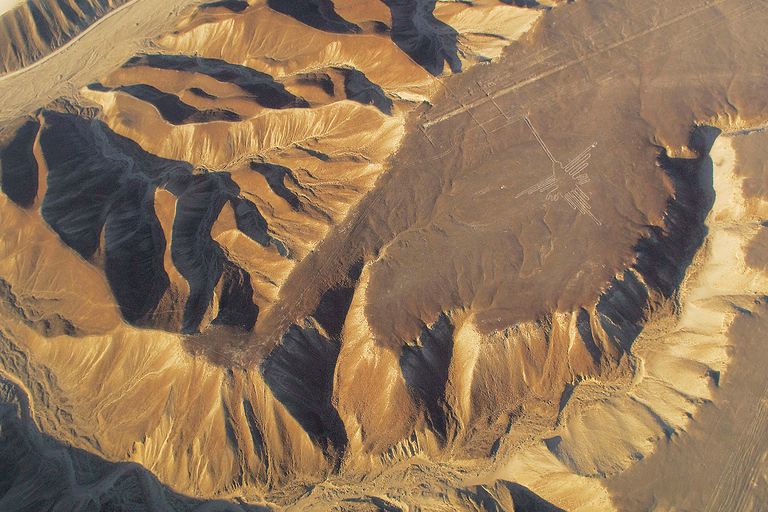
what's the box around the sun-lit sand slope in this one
[0,0,768,510]
[0,0,132,75]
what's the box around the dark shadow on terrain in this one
[399,313,454,439]
[87,83,242,125]
[166,172,270,333]
[0,373,271,511]
[200,0,250,12]
[576,308,601,363]
[123,54,309,109]
[313,259,364,339]
[596,127,718,352]
[249,161,303,210]
[500,481,568,511]
[188,86,218,99]
[293,71,336,97]
[267,0,361,34]
[500,0,550,9]
[168,173,234,333]
[1,111,276,334]
[27,2,55,48]
[231,195,289,256]
[242,397,268,466]
[38,113,125,259]
[260,323,347,461]
[595,269,649,352]
[213,263,259,331]
[634,127,718,297]
[460,481,567,511]
[103,177,171,325]
[334,67,393,115]
[0,118,40,208]
[288,67,392,114]
[380,0,461,75]
[35,112,182,327]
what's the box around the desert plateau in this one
[0,0,768,510]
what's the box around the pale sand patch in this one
[0,0,22,17]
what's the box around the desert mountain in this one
[1,0,768,510]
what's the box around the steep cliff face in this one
[0,0,768,510]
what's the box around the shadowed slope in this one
[123,54,310,110]
[633,127,719,298]
[168,173,271,333]
[0,110,275,333]
[0,119,40,208]
[200,0,250,12]
[249,161,303,211]
[588,128,718,357]
[213,263,259,330]
[313,259,364,339]
[39,113,128,259]
[87,83,243,125]
[36,112,182,325]
[103,177,170,325]
[380,0,461,75]
[168,174,234,333]
[0,371,272,512]
[261,323,347,458]
[500,0,548,9]
[335,67,393,115]
[266,0,361,34]
[400,313,454,440]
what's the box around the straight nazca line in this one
[422,0,729,129]
[524,116,557,163]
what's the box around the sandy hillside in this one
[0,0,139,75]
[0,0,767,510]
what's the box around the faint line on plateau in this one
[703,356,768,512]
[422,0,730,129]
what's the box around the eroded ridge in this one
[0,0,131,75]
[3,110,280,332]
[0,0,767,509]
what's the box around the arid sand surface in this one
[0,0,21,16]
[0,0,768,510]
